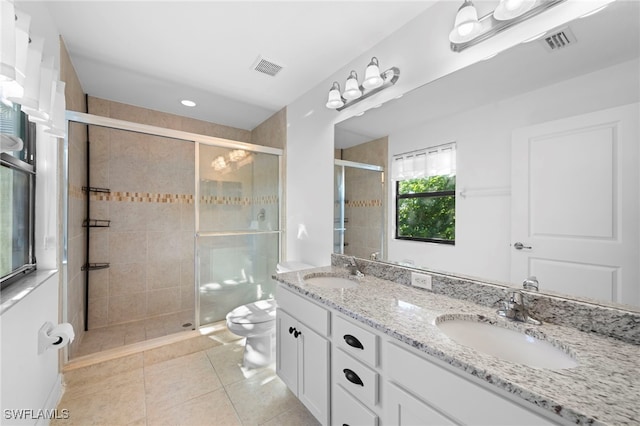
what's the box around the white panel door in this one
[511,103,639,306]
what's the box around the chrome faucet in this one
[523,276,539,291]
[496,290,541,325]
[344,256,364,277]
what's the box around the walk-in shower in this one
[63,111,282,359]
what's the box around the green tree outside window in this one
[396,175,455,243]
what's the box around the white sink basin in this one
[304,274,359,289]
[436,317,578,370]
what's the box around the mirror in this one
[334,1,640,310]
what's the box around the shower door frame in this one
[63,111,284,355]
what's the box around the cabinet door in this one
[276,309,299,394]
[298,322,330,426]
[387,384,458,426]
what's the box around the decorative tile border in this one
[94,192,194,204]
[69,185,277,206]
[346,199,383,208]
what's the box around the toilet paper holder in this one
[38,321,74,354]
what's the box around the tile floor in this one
[74,310,195,358]
[55,326,320,426]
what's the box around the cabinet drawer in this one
[333,384,378,426]
[387,383,457,426]
[334,348,378,407]
[386,342,558,425]
[333,314,378,367]
[276,285,329,336]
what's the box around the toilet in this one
[226,261,314,368]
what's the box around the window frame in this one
[394,179,456,245]
[392,143,456,245]
[1,111,37,289]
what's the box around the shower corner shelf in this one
[81,263,110,271]
[82,186,111,194]
[83,219,111,228]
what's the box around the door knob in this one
[513,242,532,250]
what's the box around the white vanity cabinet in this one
[276,286,330,426]
[277,283,566,426]
[384,341,563,426]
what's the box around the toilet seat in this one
[226,299,277,325]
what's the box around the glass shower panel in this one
[197,232,279,325]
[197,144,280,326]
[334,162,385,260]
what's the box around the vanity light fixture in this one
[181,99,196,107]
[449,0,482,44]
[449,0,567,52]
[325,56,400,112]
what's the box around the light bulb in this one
[504,0,523,11]
[494,0,535,20]
[449,0,481,42]
[325,82,344,109]
[363,57,383,90]
[342,71,362,101]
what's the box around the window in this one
[393,143,456,244]
[1,102,37,288]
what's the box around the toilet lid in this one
[227,299,277,324]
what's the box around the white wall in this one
[387,58,640,284]
[1,273,61,425]
[285,0,613,267]
[1,2,64,423]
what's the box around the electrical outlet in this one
[411,272,432,290]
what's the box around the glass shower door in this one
[196,144,280,326]
[333,160,385,260]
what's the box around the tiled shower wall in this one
[341,137,388,260]
[81,97,254,331]
[84,127,195,329]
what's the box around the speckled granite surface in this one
[275,265,640,426]
[332,254,640,345]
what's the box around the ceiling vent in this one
[252,56,284,77]
[540,27,577,52]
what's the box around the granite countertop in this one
[274,265,640,426]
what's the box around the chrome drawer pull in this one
[343,334,364,350]
[343,368,364,386]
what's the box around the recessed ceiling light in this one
[181,99,196,107]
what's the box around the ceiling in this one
[335,0,640,147]
[37,1,437,131]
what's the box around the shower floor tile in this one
[74,309,195,358]
[55,326,320,426]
